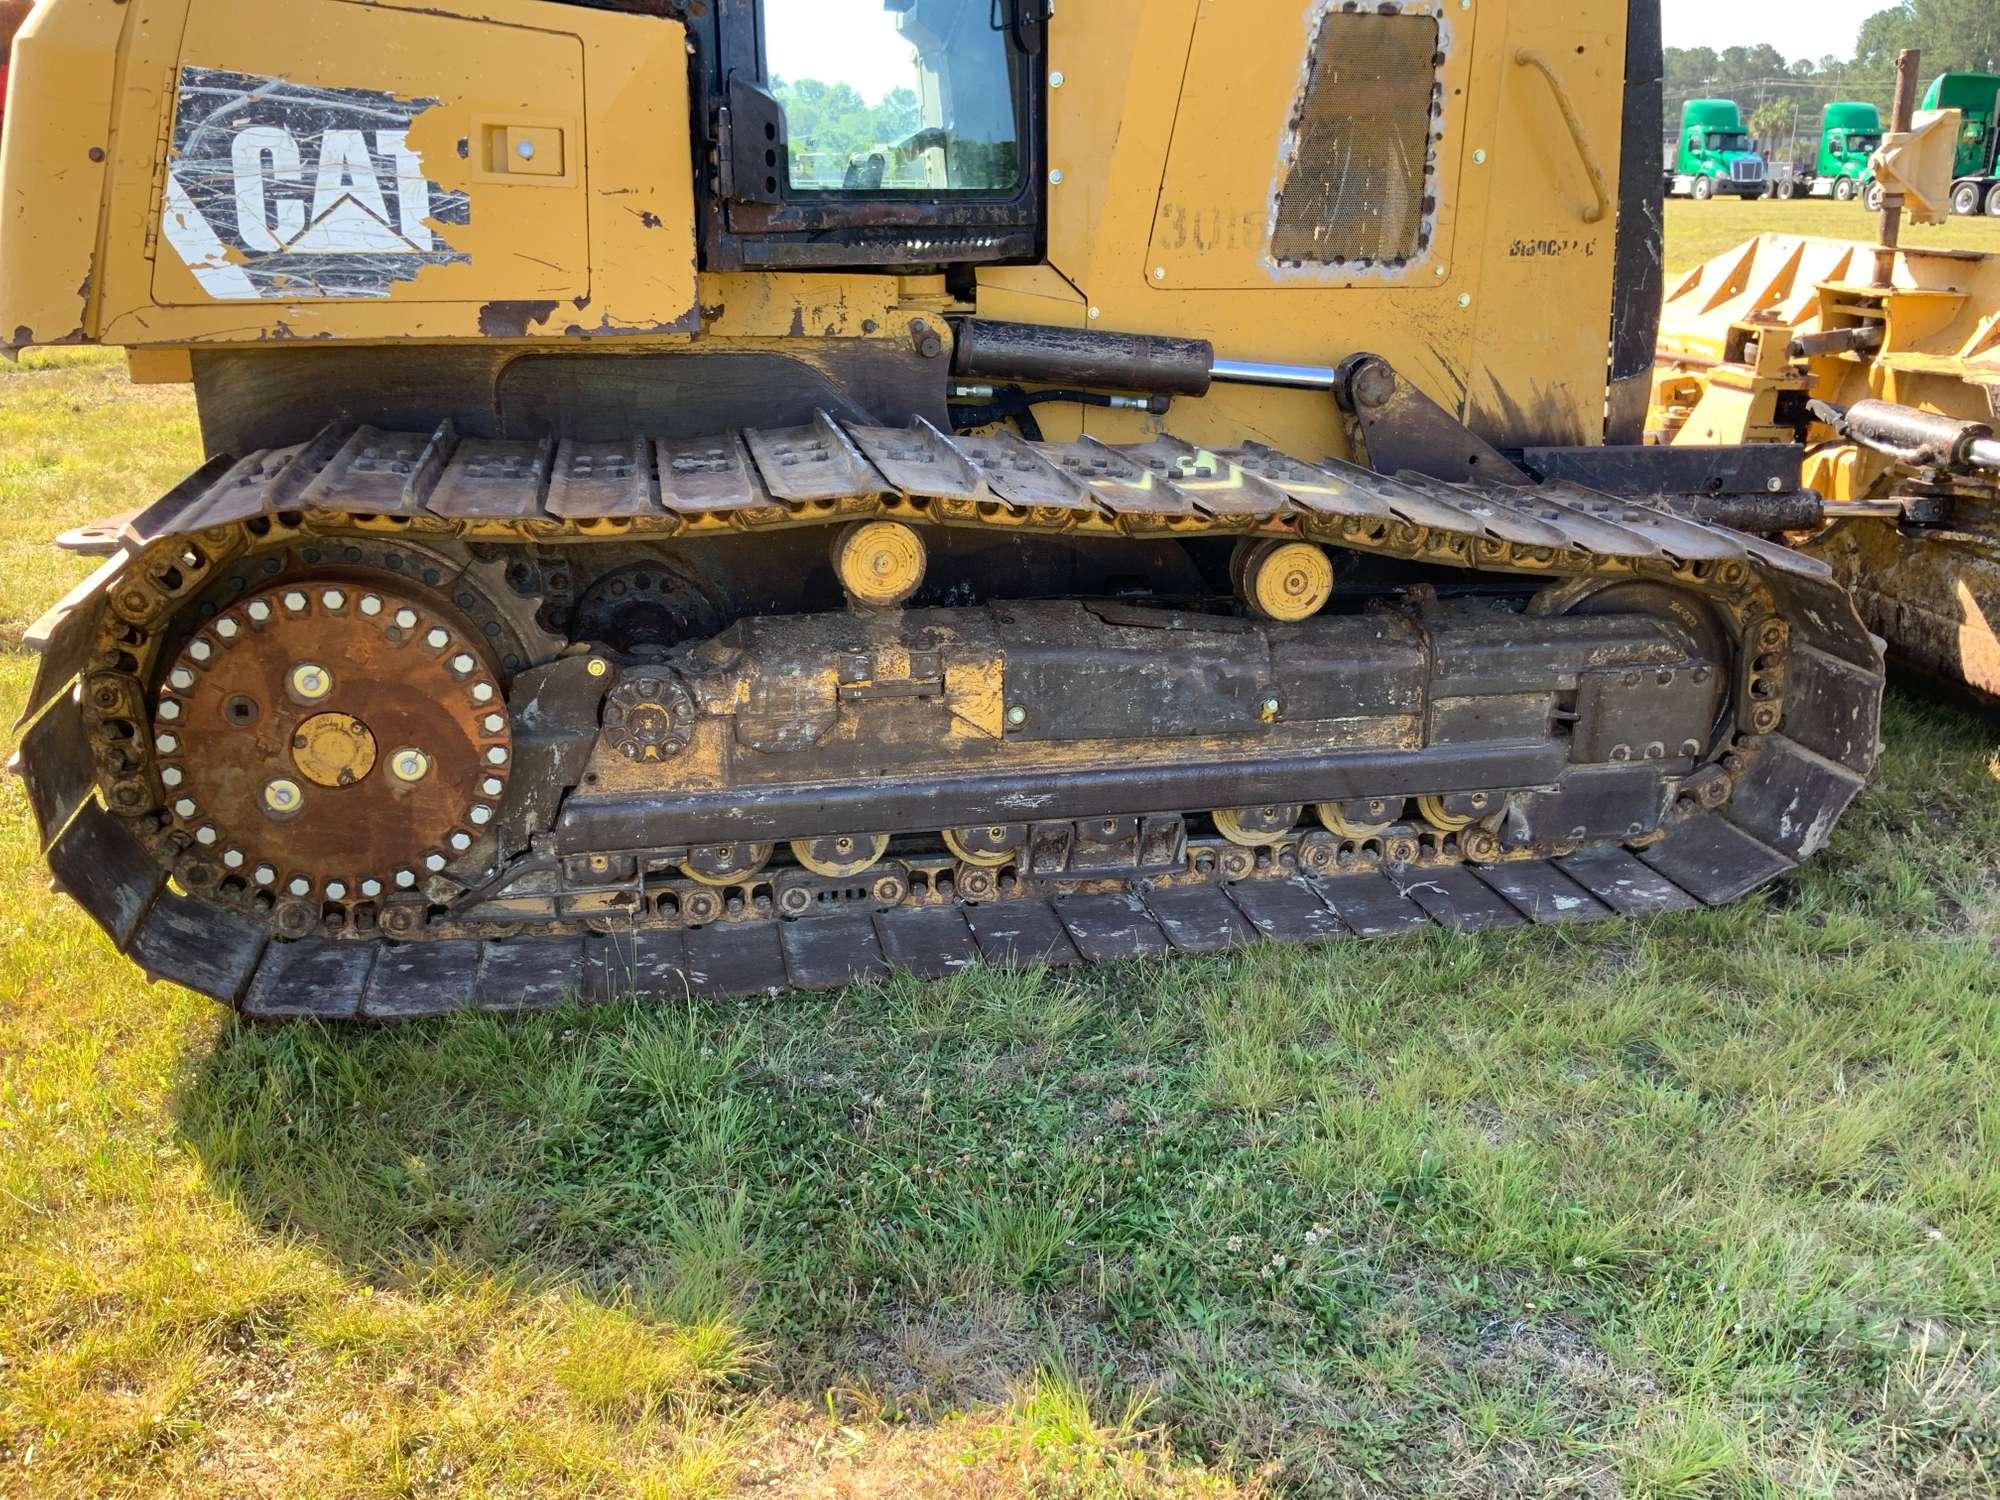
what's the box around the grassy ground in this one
[3,209,2000,1496]
[1664,197,2000,274]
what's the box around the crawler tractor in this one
[3,0,1883,1018]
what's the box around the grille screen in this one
[1271,10,1442,268]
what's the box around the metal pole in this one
[1874,48,1921,287]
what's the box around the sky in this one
[1662,0,1890,62]
[764,1,919,105]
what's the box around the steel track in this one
[13,414,1888,1019]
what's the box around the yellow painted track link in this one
[14,415,1885,1019]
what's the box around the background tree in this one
[1749,97,1801,156]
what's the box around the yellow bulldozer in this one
[1654,233,2000,708]
[4,0,1884,1018]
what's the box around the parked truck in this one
[1769,102,1882,201]
[1924,71,2000,215]
[1665,98,1767,199]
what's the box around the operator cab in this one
[693,0,1045,271]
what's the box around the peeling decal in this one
[163,67,470,301]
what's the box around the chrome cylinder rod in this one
[1208,358,1340,391]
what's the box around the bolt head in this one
[1048,168,1064,185]
[216,618,240,639]
[486,747,508,765]
[394,608,417,629]
[289,663,333,701]
[361,879,383,898]
[282,591,308,613]
[321,589,346,610]
[1005,705,1028,727]
[247,601,272,622]
[1152,266,1167,281]
[188,641,213,663]
[389,748,432,783]
[1349,357,1397,409]
[223,849,245,869]
[450,653,476,675]
[586,659,609,678]
[173,797,197,818]
[289,877,311,897]
[1473,149,1488,164]
[262,778,304,814]
[254,865,276,886]
[360,595,383,616]
[157,700,182,722]
[1050,70,1065,87]
[161,766,184,788]
[471,682,495,703]
[426,628,449,650]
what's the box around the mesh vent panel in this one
[1271,11,1441,267]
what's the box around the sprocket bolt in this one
[389,748,432,783]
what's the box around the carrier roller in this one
[13,414,1885,1019]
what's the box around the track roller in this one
[832,520,927,609]
[1317,797,1401,838]
[789,833,891,878]
[681,842,774,886]
[1212,803,1302,846]
[1233,537,1334,622]
[1415,794,1474,832]
[941,825,1026,868]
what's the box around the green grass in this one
[4,274,2000,1494]
[1665,196,2000,273]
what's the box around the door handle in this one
[1514,49,1612,225]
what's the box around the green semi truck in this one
[1769,102,1881,201]
[1664,98,1767,199]
[1925,72,2000,216]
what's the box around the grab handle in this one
[1514,49,1612,225]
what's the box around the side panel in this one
[4,0,697,348]
[148,3,591,308]
[0,0,127,347]
[1043,0,1627,460]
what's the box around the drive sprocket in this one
[151,580,512,922]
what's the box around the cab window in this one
[762,0,1024,195]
